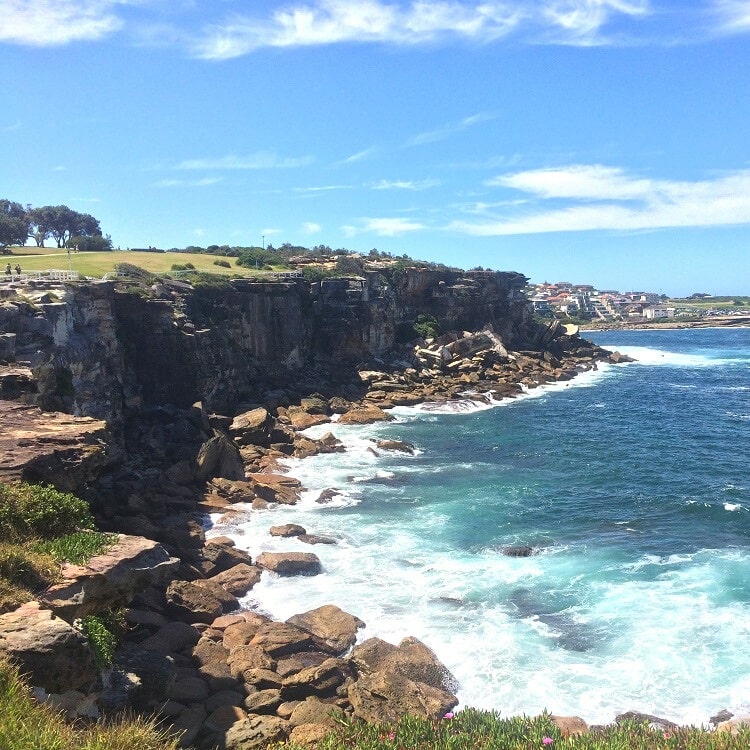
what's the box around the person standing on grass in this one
[14,264,21,276]
[4,263,10,277]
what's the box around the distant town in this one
[525,281,750,324]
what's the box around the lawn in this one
[3,248,266,279]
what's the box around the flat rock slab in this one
[286,604,364,655]
[0,400,115,487]
[40,534,179,621]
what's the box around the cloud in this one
[190,0,658,59]
[175,152,313,170]
[340,146,378,164]
[292,184,352,193]
[191,1,523,59]
[301,221,322,233]
[712,0,750,33]
[0,0,125,46]
[155,177,223,187]
[370,178,440,190]
[450,164,750,235]
[408,112,497,146]
[362,217,426,235]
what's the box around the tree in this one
[0,199,30,250]
[45,206,101,248]
[28,205,56,247]
[67,233,113,251]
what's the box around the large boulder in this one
[224,715,291,750]
[286,604,364,655]
[348,669,457,724]
[39,535,179,621]
[207,563,262,597]
[0,601,96,693]
[196,433,245,481]
[255,552,322,577]
[229,408,272,446]
[165,580,225,624]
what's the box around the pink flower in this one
[388,732,395,740]
[443,712,455,720]
[542,737,553,745]
[664,732,671,739]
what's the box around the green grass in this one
[279,710,750,750]
[4,247,271,279]
[0,483,118,613]
[0,656,180,750]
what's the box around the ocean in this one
[207,327,750,726]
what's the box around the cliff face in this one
[0,267,534,420]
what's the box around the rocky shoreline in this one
[1,274,747,746]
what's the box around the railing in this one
[2,269,80,283]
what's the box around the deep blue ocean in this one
[209,328,750,725]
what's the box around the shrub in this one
[80,611,125,669]
[213,259,231,268]
[0,483,94,543]
[413,314,440,340]
[34,531,119,565]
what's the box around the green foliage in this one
[235,247,286,269]
[114,263,156,284]
[34,531,119,565]
[0,656,180,750]
[0,483,94,543]
[67,234,113,252]
[213,258,231,268]
[301,266,337,282]
[413,313,440,340]
[169,262,195,272]
[279,710,750,750]
[80,611,125,669]
[0,200,30,248]
[0,543,58,613]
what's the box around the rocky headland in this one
[10,267,729,749]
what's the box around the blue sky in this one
[2,1,750,295]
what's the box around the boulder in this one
[502,545,535,557]
[243,689,283,714]
[281,657,352,699]
[224,715,291,750]
[202,540,254,573]
[139,621,201,654]
[170,704,206,749]
[348,669,457,724]
[551,715,589,737]
[337,405,393,425]
[270,524,307,538]
[228,645,277,678]
[0,601,96,693]
[375,439,415,454]
[298,534,337,545]
[255,552,322,577]
[286,604,365,655]
[114,643,176,710]
[39,535,179,621]
[208,563,263,597]
[196,433,245,481]
[166,580,224,624]
[289,696,344,727]
[250,621,315,657]
[352,636,458,693]
[229,408,271,446]
[287,406,330,431]
[247,474,302,505]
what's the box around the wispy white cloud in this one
[450,164,750,235]
[176,152,313,170]
[301,221,322,233]
[190,0,660,59]
[155,177,223,187]
[52,165,67,172]
[3,120,22,132]
[408,113,496,146]
[712,0,750,33]
[191,1,523,59]
[340,146,378,164]
[292,184,352,193]
[370,178,440,190]
[0,0,126,46]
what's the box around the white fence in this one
[2,269,80,283]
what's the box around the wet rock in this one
[269,524,307,538]
[375,439,415,454]
[207,563,263,597]
[502,545,535,557]
[615,711,679,732]
[255,552,322,577]
[337,405,393,425]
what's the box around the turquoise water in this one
[209,328,750,725]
